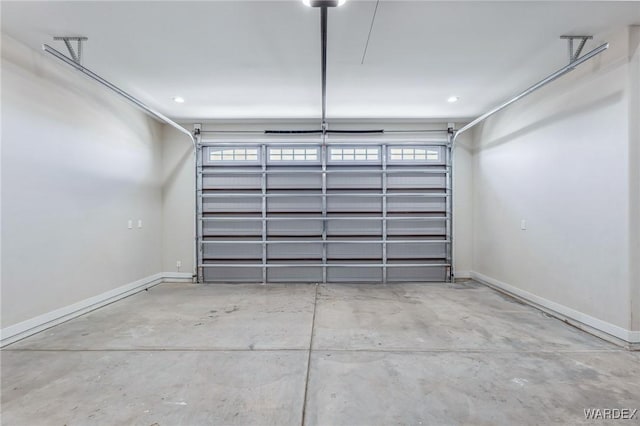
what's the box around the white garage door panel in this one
[203,219,262,236]
[327,266,383,282]
[204,265,263,283]
[268,265,323,282]
[267,242,324,259]
[268,196,323,213]
[268,173,322,188]
[197,138,452,283]
[267,219,323,236]
[327,219,383,235]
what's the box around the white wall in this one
[162,125,196,275]
[1,35,164,328]
[629,27,640,333]
[160,120,473,279]
[471,27,638,341]
[453,131,473,277]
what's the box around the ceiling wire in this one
[360,0,380,64]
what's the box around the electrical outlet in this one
[176,260,182,269]
[520,219,527,230]
[138,219,143,228]
[127,219,133,229]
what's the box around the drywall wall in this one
[452,131,473,278]
[161,120,473,279]
[162,125,196,275]
[472,27,637,340]
[1,35,164,328]
[629,26,640,333]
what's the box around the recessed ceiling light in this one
[173,96,185,103]
[447,96,459,103]
[302,0,346,7]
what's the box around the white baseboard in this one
[0,272,193,348]
[471,271,640,346]
[163,272,195,282]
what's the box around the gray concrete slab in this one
[1,350,307,426]
[8,283,316,350]
[313,283,615,351]
[304,350,640,426]
[2,281,638,426]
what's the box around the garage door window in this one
[268,147,319,162]
[208,147,259,163]
[329,147,380,162]
[388,147,441,163]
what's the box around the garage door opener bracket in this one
[560,35,594,64]
[453,35,607,143]
[53,36,88,65]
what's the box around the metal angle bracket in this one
[53,36,88,64]
[447,123,455,148]
[560,35,593,64]
[193,123,202,147]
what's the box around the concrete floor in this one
[2,281,639,425]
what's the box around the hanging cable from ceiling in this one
[361,0,380,65]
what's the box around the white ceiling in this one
[2,1,639,121]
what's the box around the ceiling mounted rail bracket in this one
[53,36,88,64]
[560,35,594,64]
[452,36,607,143]
[42,43,195,148]
[43,40,197,279]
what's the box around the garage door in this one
[197,135,452,283]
